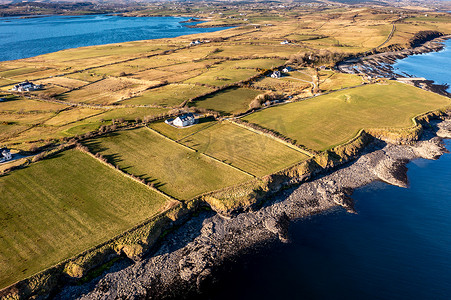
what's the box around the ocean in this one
[0,14,229,61]
[2,15,450,299]
[201,41,451,299]
[393,39,451,91]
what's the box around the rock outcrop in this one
[56,118,451,300]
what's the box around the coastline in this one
[337,35,451,97]
[54,33,451,300]
[0,19,450,299]
[57,117,451,299]
[0,14,231,62]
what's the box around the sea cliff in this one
[53,115,451,299]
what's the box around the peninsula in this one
[0,1,450,299]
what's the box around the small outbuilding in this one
[270,71,282,79]
[173,113,196,128]
[282,66,293,73]
[0,147,12,162]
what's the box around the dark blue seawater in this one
[204,44,451,299]
[0,15,230,61]
[393,39,451,91]
[208,141,451,300]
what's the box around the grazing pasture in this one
[44,107,104,126]
[184,63,259,86]
[243,82,450,151]
[207,44,303,59]
[84,107,169,122]
[216,58,286,70]
[121,84,214,107]
[192,87,261,115]
[318,72,363,92]
[179,122,309,176]
[0,124,29,142]
[85,127,252,200]
[58,78,154,105]
[0,149,169,289]
[37,77,89,90]
[65,71,104,82]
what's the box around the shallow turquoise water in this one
[0,14,230,61]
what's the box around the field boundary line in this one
[146,124,256,178]
[199,152,256,178]
[175,121,218,142]
[145,126,197,153]
[146,125,255,178]
[229,120,314,157]
[76,146,179,202]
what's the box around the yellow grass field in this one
[121,84,214,107]
[85,127,252,199]
[58,78,156,104]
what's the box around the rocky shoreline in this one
[49,33,451,300]
[337,35,451,97]
[54,116,451,299]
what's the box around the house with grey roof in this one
[0,148,12,162]
[270,71,282,79]
[173,113,196,127]
[11,81,42,92]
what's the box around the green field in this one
[179,122,309,176]
[184,64,259,87]
[243,82,450,151]
[84,107,169,122]
[84,127,252,199]
[192,87,261,115]
[319,72,363,91]
[216,58,286,70]
[44,108,104,126]
[121,84,214,107]
[0,149,168,289]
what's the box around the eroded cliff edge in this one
[55,118,451,300]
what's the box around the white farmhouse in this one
[189,40,202,46]
[173,113,196,127]
[0,148,12,162]
[270,71,282,79]
[12,81,42,92]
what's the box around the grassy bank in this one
[243,82,450,151]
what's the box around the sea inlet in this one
[0,14,230,61]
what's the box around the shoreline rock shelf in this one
[336,35,451,96]
[58,117,451,299]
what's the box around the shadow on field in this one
[83,137,167,190]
